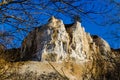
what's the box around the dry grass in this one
[0,49,120,80]
[0,59,120,80]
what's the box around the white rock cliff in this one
[0,17,120,80]
[21,16,111,62]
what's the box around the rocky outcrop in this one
[0,16,117,63]
[0,17,120,80]
[21,16,70,61]
[20,16,112,62]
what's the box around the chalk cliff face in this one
[0,17,120,80]
[20,16,111,62]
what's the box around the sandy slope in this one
[5,61,90,80]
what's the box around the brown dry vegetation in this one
[0,46,120,80]
[0,57,119,80]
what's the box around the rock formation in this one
[0,16,120,80]
[20,16,112,62]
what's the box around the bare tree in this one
[0,0,118,48]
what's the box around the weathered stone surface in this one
[65,22,93,61]
[21,16,69,61]
[20,17,114,62]
[0,17,120,80]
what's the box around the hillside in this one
[0,16,120,80]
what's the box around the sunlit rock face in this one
[1,17,120,80]
[21,16,111,62]
[21,16,69,61]
[65,22,93,61]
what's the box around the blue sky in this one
[82,19,120,49]
[0,0,120,49]
[60,15,120,49]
